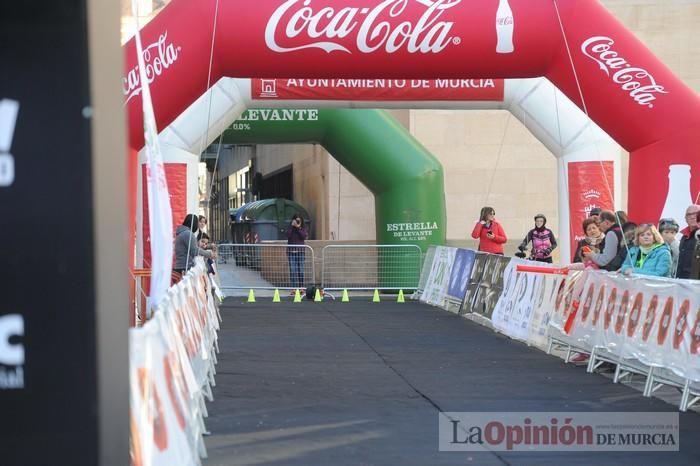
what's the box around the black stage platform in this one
[203,298,700,466]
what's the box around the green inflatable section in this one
[223,108,446,253]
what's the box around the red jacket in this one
[471,221,507,254]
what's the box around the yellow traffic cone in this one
[314,288,322,302]
[341,289,350,302]
[293,288,302,303]
[273,289,281,303]
[397,289,405,303]
[373,289,380,303]
[247,289,256,303]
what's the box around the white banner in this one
[132,0,174,308]
[567,272,700,382]
[130,258,218,465]
[492,259,573,349]
[130,324,196,466]
[420,246,455,308]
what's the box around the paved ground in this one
[203,298,700,466]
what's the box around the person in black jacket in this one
[583,210,628,271]
[286,213,309,290]
[518,214,557,263]
[677,204,700,279]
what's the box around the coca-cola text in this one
[265,0,460,54]
[581,36,668,108]
[123,32,180,104]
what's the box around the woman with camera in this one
[471,206,507,254]
[286,213,308,291]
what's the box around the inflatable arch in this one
[223,108,446,246]
[124,0,700,229]
[152,76,621,263]
[137,109,446,265]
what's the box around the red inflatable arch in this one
[123,0,700,223]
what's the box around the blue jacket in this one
[621,243,672,277]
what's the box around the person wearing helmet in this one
[658,218,680,278]
[518,214,558,263]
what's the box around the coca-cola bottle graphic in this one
[659,164,693,231]
[496,0,514,54]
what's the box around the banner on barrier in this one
[130,325,196,466]
[130,259,219,466]
[492,259,565,348]
[447,249,477,303]
[567,272,700,382]
[251,78,505,101]
[421,246,455,308]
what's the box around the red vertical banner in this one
[142,163,188,267]
[568,161,615,259]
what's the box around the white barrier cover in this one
[130,323,196,466]
[159,308,206,460]
[567,271,700,382]
[420,246,455,308]
[130,258,219,466]
[491,258,565,348]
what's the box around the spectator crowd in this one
[471,204,700,280]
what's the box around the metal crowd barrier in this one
[321,244,422,290]
[216,243,315,290]
[214,243,422,292]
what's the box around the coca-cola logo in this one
[672,300,690,350]
[123,32,181,104]
[627,292,644,338]
[581,36,668,108]
[604,288,617,330]
[614,290,630,335]
[265,0,461,55]
[580,283,595,322]
[691,307,700,355]
[657,297,674,346]
[554,279,566,313]
[642,295,658,342]
[592,285,605,326]
[496,16,512,26]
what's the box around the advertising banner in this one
[528,272,567,348]
[568,161,614,260]
[129,259,218,465]
[492,259,566,348]
[130,324,196,466]
[133,13,175,309]
[491,257,533,342]
[567,272,700,382]
[446,249,477,303]
[251,78,505,102]
[421,246,455,308]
